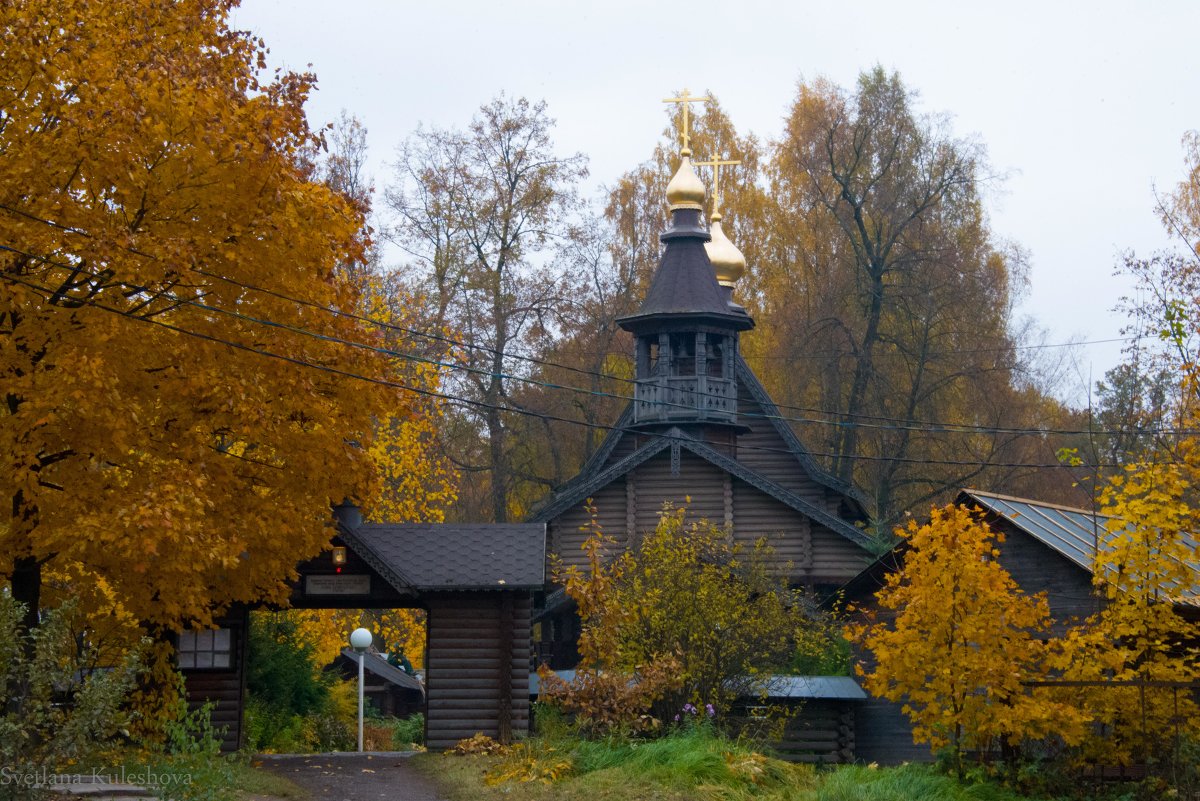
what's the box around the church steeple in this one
[617,92,753,429]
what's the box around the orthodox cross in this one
[662,88,712,153]
[695,155,741,216]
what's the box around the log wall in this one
[425,592,532,750]
[730,700,859,764]
[547,452,868,587]
[182,607,248,753]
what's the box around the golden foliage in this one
[542,503,815,733]
[1059,458,1200,765]
[279,608,426,671]
[849,504,1087,774]
[359,273,458,524]
[0,0,401,639]
[604,505,805,715]
[484,741,573,786]
[446,733,509,756]
[538,508,682,735]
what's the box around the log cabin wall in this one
[632,451,725,533]
[545,449,870,586]
[425,591,532,749]
[854,698,931,764]
[775,701,856,764]
[181,606,248,753]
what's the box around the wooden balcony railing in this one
[633,375,737,424]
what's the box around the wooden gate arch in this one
[181,504,545,752]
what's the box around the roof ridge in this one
[734,356,870,513]
[962,488,1106,518]
[529,435,673,524]
[338,525,419,593]
[673,431,874,551]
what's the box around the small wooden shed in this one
[333,647,424,719]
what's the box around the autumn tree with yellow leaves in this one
[849,504,1087,776]
[0,0,446,673]
[1056,131,1200,772]
[540,504,816,732]
[1055,460,1200,769]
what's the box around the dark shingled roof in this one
[618,209,753,333]
[343,523,546,591]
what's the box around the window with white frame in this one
[177,628,233,669]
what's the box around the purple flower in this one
[682,703,696,714]
[674,714,681,722]
[705,703,716,717]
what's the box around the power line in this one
[0,203,1185,438]
[741,335,1144,360]
[0,264,1127,470]
[0,200,618,385]
[3,237,1190,443]
[0,202,1168,437]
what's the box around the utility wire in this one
[2,237,1189,442]
[0,201,1162,434]
[0,264,1126,470]
[0,203,1184,437]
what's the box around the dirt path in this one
[254,753,448,801]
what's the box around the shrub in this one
[306,712,354,752]
[789,610,851,676]
[246,613,331,720]
[392,713,425,748]
[541,503,814,735]
[244,613,363,753]
[0,596,144,796]
[143,697,237,801]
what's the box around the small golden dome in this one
[666,150,706,211]
[705,212,746,287]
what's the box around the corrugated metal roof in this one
[762,675,868,700]
[529,670,866,701]
[964,491,1106,574]
[346,523,546,591]
[963,489,1199,604]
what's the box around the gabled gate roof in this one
[340,522,546,593]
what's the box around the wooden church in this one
[181,107,882,757]
[529,136,877,667]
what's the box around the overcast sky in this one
[232,0,1200,403]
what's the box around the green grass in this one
[413,729,1074,801]
[813,765,1049,801]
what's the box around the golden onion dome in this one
[666,149,706,211]
[704,212,746,286]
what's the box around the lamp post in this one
[349,627,372,752]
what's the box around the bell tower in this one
[617,91,753,433]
